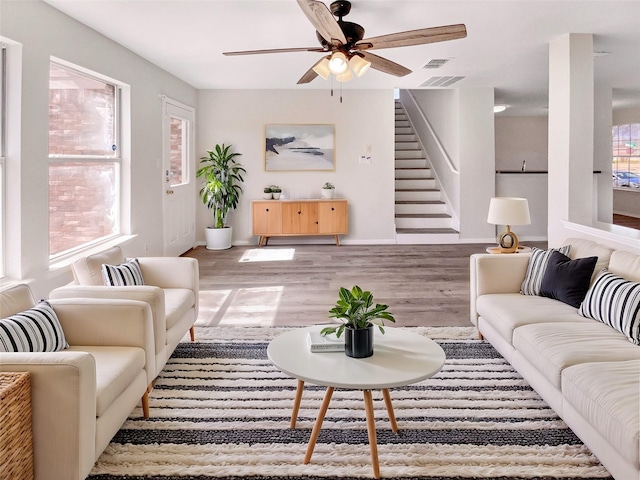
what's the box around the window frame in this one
[612,123,640,190]
[48,58,125,260]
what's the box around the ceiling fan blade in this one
[356,24,467,50]
[361,52,412,77]
[224,47,326,56]
[297,64,320,84]
[297,0,347,45]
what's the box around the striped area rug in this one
[88,326,612,480]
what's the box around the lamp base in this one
[496,225,519,253]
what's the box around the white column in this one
[547,33,594,246]
[594,86,613,224]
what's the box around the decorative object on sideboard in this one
[321,181,335,198]
[270,185,282,200]
[487,197,531,254]
[263,186,273,199]
[197,144,246,250]
[321,285,395,358]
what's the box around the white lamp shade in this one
[349,55,371,77]
[328,52,348,74]
[335,69,353,82]
[312,57,331,80]
[487,197,531,226]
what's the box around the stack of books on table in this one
[307,329,344,352]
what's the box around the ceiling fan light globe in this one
[312,57,331,80]
[335,69,353,82]
[328,52,348,74]
[349,55,371,77]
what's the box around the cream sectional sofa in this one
[0,283,155,480]
[470,238,640,480]
[50,246,199,380]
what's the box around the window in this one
[612,123,640,189]
[0,44,6,277]
[48,60,121,257]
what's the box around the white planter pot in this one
[321,188,335,199]
[272,192,281,200]
[205,226,232,250]
[263,192,272,199]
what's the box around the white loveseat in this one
[0,283,155,480]
[470,238,640,480]
[50,246,199,380]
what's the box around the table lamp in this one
[487,197,531,253]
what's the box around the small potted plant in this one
[263,186,273,199]
[270,185,282,200]
[321,182,335,199]
[321,285,395,358]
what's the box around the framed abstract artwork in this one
[265,124,335,171]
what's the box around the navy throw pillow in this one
[540,251,598,308]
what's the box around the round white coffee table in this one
[267,326,446,479]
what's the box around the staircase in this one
[394,100,459,244]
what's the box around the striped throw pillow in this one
[579,269,640,345]
[102,258,145,286]
[520,245,572,296]
[0,301,69,352]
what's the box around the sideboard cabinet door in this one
[252,202,282,235]
[282,202,319,235]
[318,201,348,234]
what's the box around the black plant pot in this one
[345,325,374,358]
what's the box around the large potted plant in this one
[321,285,395,358]
[196,144,246,250]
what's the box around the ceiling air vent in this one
[422,59,450,69]
[419,76,465,87]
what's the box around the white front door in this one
[162,97,195,256]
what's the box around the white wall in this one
[1,0,197,297]
[495,116,548,171]
[196,89,397,246]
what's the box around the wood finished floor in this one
[184,242,546,328]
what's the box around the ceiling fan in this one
[223,0,467,84]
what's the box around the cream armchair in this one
[50,246,199,379]
[0,283,155,480]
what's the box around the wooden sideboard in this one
[252,199,348,246]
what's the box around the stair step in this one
[395,190,442,202]
[395,133,416,142]
[395,150,425,159]
[395,178,437,189]
[395,201,447,215]
[395,159,428,169]
[395,169,433,180]
[395,213,452,230]
[395,141,420,150]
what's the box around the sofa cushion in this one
[512,322,640,389]
[164,289,196,331]
[563,237,613,283]
[562,359,640,466]
[540,251,597,308]
[102,259,145,286]
[608,250,640,282]
[520,245,571,296]
[0,301,69,352]
[72,345,146,417]
[0,283,36,316]
[73,246,125,286]
[579,269,640,345]
[476,293,592,344]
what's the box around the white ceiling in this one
[44,0,640,116]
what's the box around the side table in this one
[486,245,532,254]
